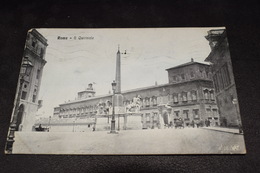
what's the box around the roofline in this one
[165,62,209,71]
[29,29,48,46]
[59,79,213,106]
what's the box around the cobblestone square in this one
[13,128,246,154]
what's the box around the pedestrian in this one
[191,120,195,128]
[39,124,43,131]
[170,121,173,128]
[223,117,227,127]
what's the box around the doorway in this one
[163,111,169,125]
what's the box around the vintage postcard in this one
[5,28,246,154]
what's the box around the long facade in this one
[45,59,219,132]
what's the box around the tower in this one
[77,83,96,100]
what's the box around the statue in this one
[126,95,141,113]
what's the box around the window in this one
[210,90,215,100]
[199,68,204,78]
[181,74,185,80]
[190,71,195,78]
[172,76,178,82]
[143,99,146,106]
[21,91,27,100]
[153,112,158,121]
[32,95,36,103]
[146,98,150,107]
[173,94,178,103]
[139,98,143,107]
[204,89,209,100]
[174,111,180,117]
[206,108,211,117]
[32,88,37,103]
[36,69,40,79]
[191,90,197,101]
[40,48,44,59]
[146,113,150,122]
[205,70,209,78]
[32,40,37,47]
[152,97,157,105]
[212,109,218,117]
[183,110,189,119]
[182,92,187,102]
[193,109,199,119]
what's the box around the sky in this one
[36,27,224,117]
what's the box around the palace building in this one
[205,29,241,127]
[36,51,220,132]
[15,29,48,131]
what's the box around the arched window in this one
[210,90,215,100]
[203,89,209,100]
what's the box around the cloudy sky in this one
[36,27,224,117]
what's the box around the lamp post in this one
[232,98,243,134]
[5,57,33,153]
[118,114,120,131]
[110,80,117,133]
[209,105,212,127]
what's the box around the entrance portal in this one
[163,111,169,125]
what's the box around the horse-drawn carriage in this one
[35,124,49,132]
[175,118,184,129]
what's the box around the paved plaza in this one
[13,128,246,154]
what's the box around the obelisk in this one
[113,46,125,130]
[115,46,121,93]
